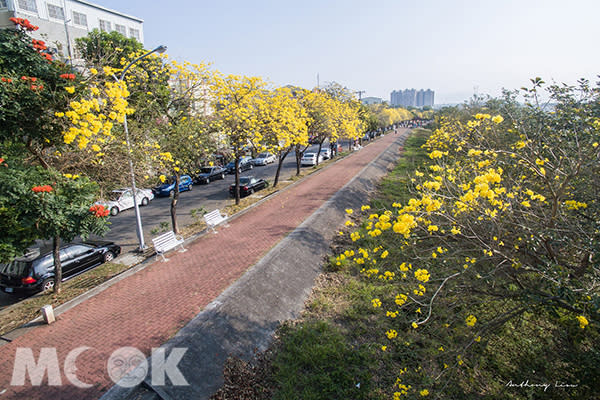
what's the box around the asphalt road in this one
[98,142,334,253]
[0,141,349,309]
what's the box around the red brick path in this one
[0,132,402,399]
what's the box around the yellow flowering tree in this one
[147,58,216,233]
[210,73,267,204]
[301,89,339,166]
[254,87,309,186]
[334,78,599,397]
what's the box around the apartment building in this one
[390,88,435,108]
[0,0,143,61]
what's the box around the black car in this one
[225,156,253,174]
[194,166,226,184]
[0,240,121,294]
[229,176,269,197]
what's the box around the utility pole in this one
[354,90,365,101]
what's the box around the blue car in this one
[152,175,193,197]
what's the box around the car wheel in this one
[220,173,225,179]
[141,197,149,206]
[205,178,210,184]
[41,278,55,292]
[250,164,253,169]
[249,188,254,194]
[110,207,119,216]
[103,251,115,263]
[187,185,192,191]
[238,168,242,173]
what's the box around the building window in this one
[0,0,8,9]
[99,19,111,32]
[47,4,64,20]
[18,0,38,13]
[129,27,140,41]
[72,11,87,27]
[115,24,126,35]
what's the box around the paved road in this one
[0,131,404,400]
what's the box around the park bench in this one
[152,231,186,262]
[204,209,228,233]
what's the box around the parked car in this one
[229,176,269,197]
[194,166,226,184]
[225,156,254,174]
[252,152,276,166]
[319,148,332,160]
[0,241,121,295]
[300,152,324,166]
[153,175,193,197]
[96,188,154,216]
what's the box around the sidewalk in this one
[0,131,407,400]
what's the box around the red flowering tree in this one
[0,17,75,167]
[0,158,109,293]
[0,18,111,293]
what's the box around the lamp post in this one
[116,45,167,252]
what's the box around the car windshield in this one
[200,167,212,173]
[0,260,31,276]
[239,177,250,184]
[304,153,315,157]
[226,162,235,167]
[257,153,268,158]
[108,191,125,201]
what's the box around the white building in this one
[361,96,383,105]
[0,0,143,61]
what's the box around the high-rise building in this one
[0,0,144,62]
[390,88,435,107]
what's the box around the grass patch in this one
[226,127,599,399]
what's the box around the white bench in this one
[204,209,228,233]
[152,231,186,262]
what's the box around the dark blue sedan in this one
[152,175,193,197]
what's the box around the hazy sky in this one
[95,0,599,104]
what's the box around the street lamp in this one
[116,45,167,252]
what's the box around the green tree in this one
[0,20,75,168]
[74,29,143,69]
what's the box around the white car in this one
[252,152,276,166]
[319,148,332,160]
[97,188,154,216]
[300,152,324,166]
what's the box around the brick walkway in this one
[0,132,402,400]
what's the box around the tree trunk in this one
[170,174,180,233]
[295,146,302,176]
[316,140,325,166]
[53,235,62,294]
[274,148,290,187]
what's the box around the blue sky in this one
[96,0,599,104]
